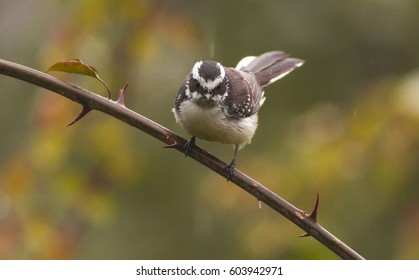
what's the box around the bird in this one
[173,50,304,180]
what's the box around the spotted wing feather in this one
[223,68,264,118]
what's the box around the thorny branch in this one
[0,58,365,260]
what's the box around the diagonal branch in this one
[0,58,365,260]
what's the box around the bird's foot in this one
[225,159,236,181]
[184,136,196,157]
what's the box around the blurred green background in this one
[1,0,419,259]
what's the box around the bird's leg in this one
[184,136,196,157]
[225,144,239,181]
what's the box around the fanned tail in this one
[237,51,304,87]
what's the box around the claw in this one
[224,144,239,181]
[184,136,196,157]
[225,159,236,181]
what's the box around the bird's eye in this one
[194,80,201,88]
[215,84,222,91]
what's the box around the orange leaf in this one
[47,59,111,99]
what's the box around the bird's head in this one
[188,60,229,107]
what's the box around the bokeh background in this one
[1,0,419,259]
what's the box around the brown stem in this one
[0,59,364,259]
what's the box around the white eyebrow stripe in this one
[217,62,225,80]
[192,61,203,81]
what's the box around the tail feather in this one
[237,51,304,88]
[239,51,289,73]
[255,57,304,87]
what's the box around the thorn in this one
[67,104,91,127]
[162,141,180,149]
[255,192,262,209]
[298,193,320,238]
[308,193,320,222]
[116,83,129,106]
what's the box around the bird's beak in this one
[204,88,212,100]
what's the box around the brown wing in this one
[224,68,264,117]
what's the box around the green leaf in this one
[47,59,111,99]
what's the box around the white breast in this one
[173,101,258,149]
